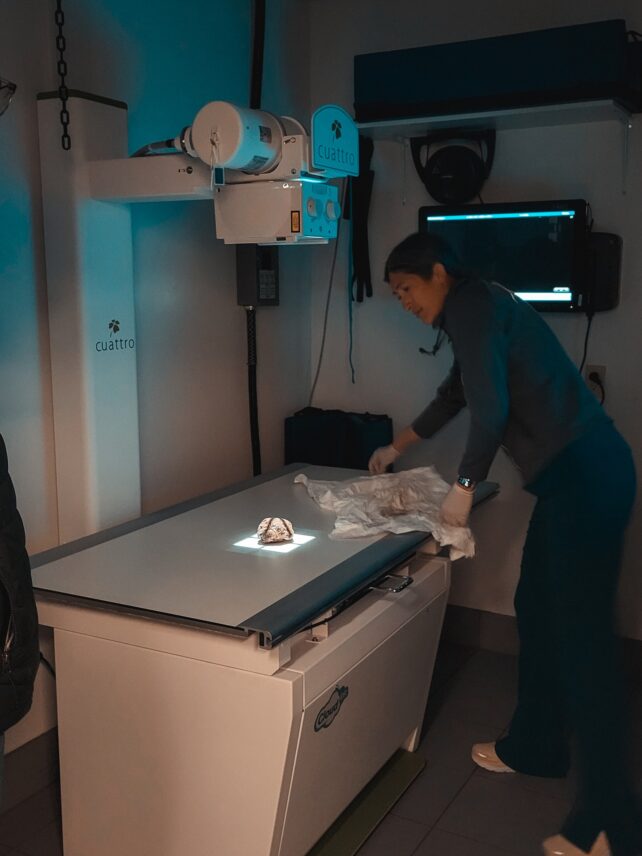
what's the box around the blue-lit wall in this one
[1,0,312,751]
[61,0,312,512]
[0,2,58,556]
[1,0,312,542]
[309,0,642,641]
[63,0,251,150]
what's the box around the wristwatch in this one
[457,476,476,491]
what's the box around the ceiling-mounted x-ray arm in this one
[86,99,359,244]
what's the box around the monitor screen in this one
[418,199,588,312]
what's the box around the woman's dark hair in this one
[384,232,471,282]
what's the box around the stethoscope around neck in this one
[419,325,446,357]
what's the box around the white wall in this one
[308,0,642,640]
[2,0,315,750]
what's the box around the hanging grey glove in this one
[440,482,474,527]
[368,444,400,475]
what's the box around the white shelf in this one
[356,99,633,139]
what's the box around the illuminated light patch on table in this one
[233,533,316,553]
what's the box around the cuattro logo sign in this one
[316,121,355,169]
[96,319,135,353]
[314,685,349,732]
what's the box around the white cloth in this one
[294,466,475,559]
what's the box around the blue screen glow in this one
[422,205,582,309]
[426,211,575,222]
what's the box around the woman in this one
[369,232,641,856]
[0,434,40,797]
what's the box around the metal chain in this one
[54,0,71,150]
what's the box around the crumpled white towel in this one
[294,466,475,559]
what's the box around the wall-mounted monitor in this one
[418,199,588,313]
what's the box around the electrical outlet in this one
[585,364,606,398]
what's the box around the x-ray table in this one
[31,465,496,856]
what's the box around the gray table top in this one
[31,465,498,646]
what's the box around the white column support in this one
[37,92,141,543]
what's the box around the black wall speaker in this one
[586,232,622,312]
[410,129,496,204]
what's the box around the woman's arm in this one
[369,362,466,474]
[411,360,467,439]
[447,289,510,483]
[391,425,421,454]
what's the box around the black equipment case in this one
[284,407,393,471]
[354,20,642,124]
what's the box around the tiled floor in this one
[0,645,639,856]
[358,646,641,856]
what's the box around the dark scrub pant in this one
[495,424,642,856]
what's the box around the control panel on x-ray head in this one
[170,101,359,245]
[92,100,360,245]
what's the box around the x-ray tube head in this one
[176,101,283,174]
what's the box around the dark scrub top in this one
[411,278,610,484]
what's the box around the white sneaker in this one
[542,832,610,856]
[471,742,515,773]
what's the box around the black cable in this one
[579,201,597,373]
[40,652,56,679]
[298,615,336,637]
[309,179,347,405]
[246,307,262,475]
[0,77,16,118]
[588,371,606,405]
[578,312,594,374]
[130,139,176,158]
[242,0,267,476]
[250,0,266,110]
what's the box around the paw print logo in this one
[109,319,120,337]
[331,119,342,140]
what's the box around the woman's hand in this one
[368,444,400,474]
[369,426,421,475]
[440,482,474,527]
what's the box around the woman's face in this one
[389,263,452,325]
